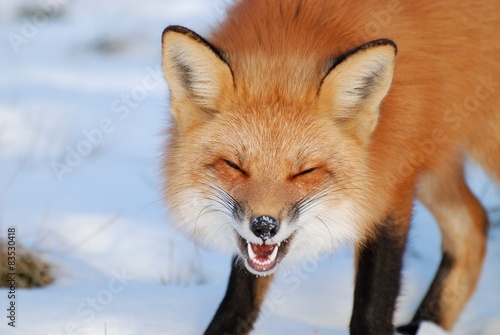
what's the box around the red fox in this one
[160,0,500,334]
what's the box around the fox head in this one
[161,25,397,275]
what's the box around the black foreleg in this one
[350,216,409,335]
[205,256,273,335]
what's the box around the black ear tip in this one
[363,38,398,55]
[381,39,398,55]
[162,25,194,39]
[161,25,230,67]
[164,25,190,34]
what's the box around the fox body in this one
[161,0,500,334]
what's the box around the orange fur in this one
[207,0,500,215]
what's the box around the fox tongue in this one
[251,243,275,256]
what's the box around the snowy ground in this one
[0,1,499,334]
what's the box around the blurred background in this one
[0,1,499,334]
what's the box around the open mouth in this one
[247,242,279,272]
[238,237,291,274]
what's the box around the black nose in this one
[250,215,280,241]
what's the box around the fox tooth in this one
[270,245,279,262]
[247,243,257,260]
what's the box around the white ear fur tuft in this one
[161,26,234,130]
[319,39,397,143]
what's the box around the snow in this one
[0,1,499,334]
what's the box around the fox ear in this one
[161,25,234,131]
[319,39,397,143]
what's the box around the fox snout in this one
[250,215,280,242]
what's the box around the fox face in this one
[162,26,396,275]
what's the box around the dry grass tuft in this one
[0,239,54,288]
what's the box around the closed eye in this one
[224,159,247,175]
[293,167,317,178]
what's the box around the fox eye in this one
[293,167,317,178]
[224,159,247,175]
